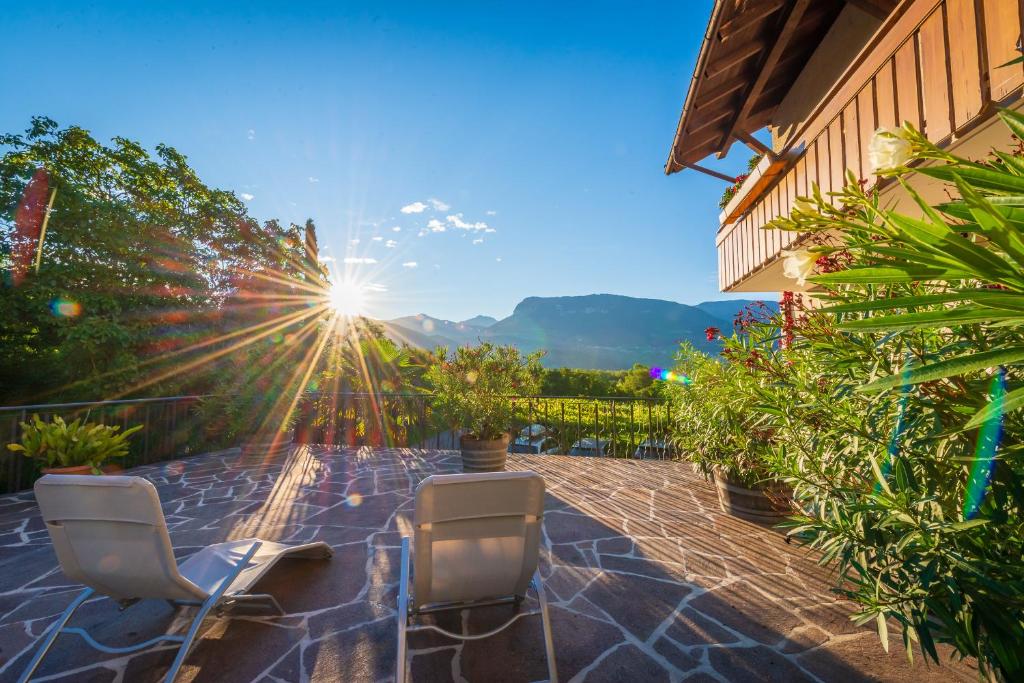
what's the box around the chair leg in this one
[533,572,558,683]
[396,537,411,683]
[163,541,262,683]
[18,588,94,683]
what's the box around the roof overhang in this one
[665,0,859,175]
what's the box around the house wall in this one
[718,0,1024,293]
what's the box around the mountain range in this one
[382,293,778,370]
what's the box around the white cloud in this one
[349,238,360,245]
[308,176,319,183]
[364,282,388,292]
[472,238,484,245]
[427,218,446,232]
[495,257,503,262]
[240,192,254,201]
[446,213,489,231]
[343,257,378,264]
[486,210,497,216]
[371,236,383,242]
[402,261,418,268]
[247,129,255,140]
[392,226,402,232]
[401,201,428,214]
[428,198,451,211]
[417,229,428,237]
[319,255,335,262]
[385,239,398,248]
[484,227,496,233]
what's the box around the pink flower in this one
[705,326,721,341]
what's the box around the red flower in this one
[705,326,721,341]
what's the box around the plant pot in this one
[712,469,793,523]
[41,464,94,475]
[460,434,510,472]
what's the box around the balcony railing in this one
[0,393,675,494]
[0,396,208,494]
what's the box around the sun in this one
[327,279,365,317]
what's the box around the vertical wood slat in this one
[919,8,953,141]
[828,118,845,198]
[843,101,862,182]
[800,145,813,199]
[982,0,1024,101]
[817,133,832,196]
[947,0,983,128]
[858,82,877,181]
[894,39,922,129]
[875,59,898,129]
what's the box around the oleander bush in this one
[754,113,1024,680]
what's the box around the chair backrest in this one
[34,475,207,601]
[412,471,545,608]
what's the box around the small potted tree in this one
[7,414,142,475]
[427,343,542,472]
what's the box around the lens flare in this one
[650,366,692,385]
[876,359,913,495]
[50,297,82,318]
[963,367,1006,520]
[345,492,363,507]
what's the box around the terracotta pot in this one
[41,464,94,475]
[713,469,793,523]
[460,433,510,472]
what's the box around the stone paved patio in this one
[0,447,975,682]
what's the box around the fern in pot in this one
[426,343,542,472]
[7,414,142,475]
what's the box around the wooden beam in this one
[694,78,746,111]
[736,131,771,155]
[717,0,812,156]
[704,41,763,79]
[683,162,738,183]
[718,0,788,41]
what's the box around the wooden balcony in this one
[717,0,1024,292]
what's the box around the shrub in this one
[761,113,1024,679]
[668,325,781,487]
[8,414,142,473]
[426,343,542,440]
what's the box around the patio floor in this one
[0,447,975,682]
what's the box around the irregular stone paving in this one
[0,447,976,682]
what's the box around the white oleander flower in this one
[868,127,912,175]
[782,249,816,286]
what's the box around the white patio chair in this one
[19,474,333,683]
[396,471,557,683]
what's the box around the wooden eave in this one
[665,0,852,175]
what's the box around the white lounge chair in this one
[19,474,332,683]
[396,471,557,683]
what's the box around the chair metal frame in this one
[395,536,558,683]
[17,542,293,683]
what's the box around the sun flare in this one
[328,279,365,317]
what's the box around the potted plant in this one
[668,337,792,523]
[7,414,142,475]
[426,343,542,472]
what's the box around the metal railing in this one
[297,392,673,459]
[0,392,675,494]
[0,396,208,494]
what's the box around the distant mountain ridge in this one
[384,294,777,370]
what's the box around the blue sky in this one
[1,1,765,322]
